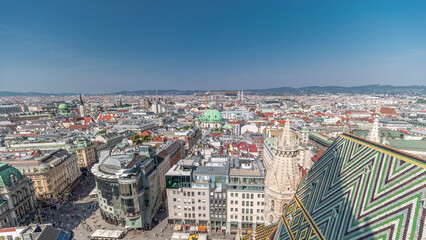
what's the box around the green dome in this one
[223,124,233,129]
[91,108,96,112]
[201,109,223,123]
[0,163,23,188]
[301,126,309,133]
[58,103,68,110]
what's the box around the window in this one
[250,209,253,214]
[242,209,244,213]
[203,207,206,210]
[173,191,176,194]
[198,206,201,210]
[242,201,245,206]
[173,198,176,202]
[203,214,206,217]
[250,201,253,207]
[235,201,238,204]
[198,192,201,195]
[202,192,205,196]
[236,193,238,197]
[198,199,201,203]
[242,193,245,199]
[231,208,234,212]
[231,200,234,204]
[192,192,195,196]
[231,193,234,197]
[235,208,238,212]
[250,216,253,221]
[185,213,187,217]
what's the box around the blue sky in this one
[1,0,425,93]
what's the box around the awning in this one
[189,226,198,231]
[174,225,182,231]
[198,226,207,232]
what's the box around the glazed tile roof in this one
[265,132,426,240]
[243,223,278,240]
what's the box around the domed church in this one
[196,109,223,133]
[58,103,69,115]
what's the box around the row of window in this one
[173,212,207,218]
[230,200,265,206]
[230,215,264,221]
[172,190,207,196]
[230,193,265,199]
[229,208,264,214]
[173,198,207,203]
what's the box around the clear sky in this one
[1,0,425,93]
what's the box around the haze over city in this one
[1,0,426,93]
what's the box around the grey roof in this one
[193,165,229,176]
[36,225,61,240]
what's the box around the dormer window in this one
[10,174,17,184]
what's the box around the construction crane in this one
[194,92,210,109]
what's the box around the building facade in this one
[92,146,161,229]
[4,150,81,208]
[0,163,40,228]
[76,137,97,174]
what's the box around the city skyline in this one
[2,0,426,93]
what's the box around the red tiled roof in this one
[68,124,88,130]
[380,107,397,115]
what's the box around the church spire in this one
[277,119,297,148]
[367,117,380,142]
[79,92,84,105]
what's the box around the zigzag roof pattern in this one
[268,132,426,240]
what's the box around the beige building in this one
[76,137,97,173]
[3,150,81,208]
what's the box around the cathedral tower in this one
[264,120,303,225]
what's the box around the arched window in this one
[271,200,275,208]
[269,215,274,223]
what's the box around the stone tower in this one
[264,120,302,225]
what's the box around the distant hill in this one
[1,85,425,96]
[0,91,77,97]
[248,85,426,95]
